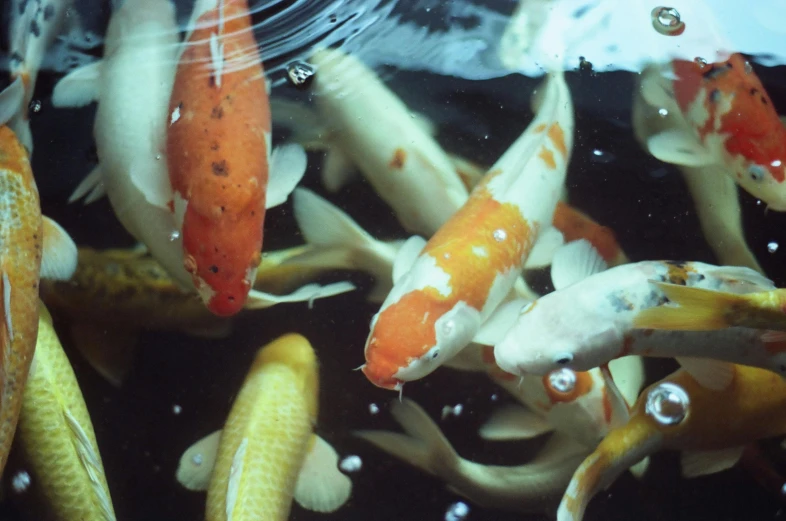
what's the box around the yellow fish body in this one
[16,302,115,521]
[203,333,349,521]
[558,364,786,521]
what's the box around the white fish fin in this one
[646,130,715,167]
[681,446,744,478]
[294,435,352,513]
[708,266,775,291]
[63,409,115,521]
[51,61,102,108]
[68,322,137,388]
[629,456,650,479]
[392,236,427,284]
[511,275,540,301]
[676,357,735,391]
[0,77,25,126]
[354,398,457,476]
[40,216,78,281]
[599,364,630,429]
[176,430,222,491]
[442,344,484,372]
[474,298,530,346]
[293,188,373,249]
[607,356,646,408]
[639,67,678,109]
[84,181,107,204]
[530,432,590,465]
[478,404,552,441]
[69,165,104,204]
[269,98,329,149]
[523,227,564,269]
[129,158,172,209]
[322,149,357,192]
[550,239,607,291]
[266,144,308,209]
[244,281,355,310]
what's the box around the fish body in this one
[0,124,43,475]
[205,334,318,521]
[641,54,786,210]
[552,202,628,267]
[362,71,574,390]
[495,241,773,376]
[17,303,115,521]
[558,365,786,521]
[167,0,272,316]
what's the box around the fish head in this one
[362,293,481,390]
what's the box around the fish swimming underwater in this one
[494,240,774,377]
[16,302,115,521]
[167,0,307,316]
[175,334,351,520]
[557,364,786,521]
[362,70,574,391]
[640,53,786,210]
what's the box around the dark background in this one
[3,1,786,520]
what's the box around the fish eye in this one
[552,353,574,365]
[748,164,767,182]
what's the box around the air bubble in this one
[772,160,782,168]
[493,229,507,242]
[590,149,614,164]
[768,241,779,253]
[441,404,463,419]
[651,7,685,36]
[155,154,161,160]
[645,382,689,425]
[191,454,203,466]
[29,100,41,113]
[445,501,470,521]
[368,403,379,415]
[548,368,577,393]
[744,61,753,75]
[339,455,363,473]
[172,404,182,415]
[287,61,315,89]
[11,471,30,493]
[658,108,669,117]
[169,230,181,242]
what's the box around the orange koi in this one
[362,71,574,391]
[552,202,628,267]
[168,0,274,316]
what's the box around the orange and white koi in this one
[175,334,351,520]
[557,364,786,521]
[494,240,773,376]
[167,0,308,316]
[640,53,786,210]
[362,71,574,391]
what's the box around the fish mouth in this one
[360,365,403,391]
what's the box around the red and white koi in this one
[640,53,786,210]
[558,364,786,521]
[167,0,307,316]
[362,71,574,391]
[494,240,774,377]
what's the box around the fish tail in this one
[633,282,743,331]
[557,418,661,521]
[354,399,458,478]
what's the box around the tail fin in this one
[633,282,744,331]
[354,399,458,478]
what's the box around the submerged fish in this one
[16,302,115,521]
[640,54,786,210]
[167,0,306,316]
[494,240,773,377]
[175,334,351,520]
[558,364,786,521]
[362,70,574,391]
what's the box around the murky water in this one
[2,0,786,520]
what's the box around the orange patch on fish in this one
[533,123,547,133]
[547,123,568,158]
[389,148,407,169]
[481,344,496,365]
[552,202,625,264]
[542,370,593,404]
[617,335,635,358]
[538,147,556,169]
[602,387,613,424]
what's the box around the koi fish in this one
[631,69,762,272]
[362,70,574,391]
[633,283,786,332]
[273,47,469,237]
[40,245,355,386]
[5,0,76,153]
[640,53,786,210]
[0,124,77,476]
[356,398,588,513]
[445,345,644,449]
[557,364,786,521]
[167,0,307,316]
[16,302,115,521]
[175,334,351,520]
[494,240,774,377]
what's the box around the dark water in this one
[3,1,786,520]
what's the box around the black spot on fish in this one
[228,296,235,302]
[30,19,40,37]
[210,141,220,151]
[43,4,54,20]
[750,87,760,97]
[10,53,23,66]
[211,160,228,177]
[220,206,225,213]
[709,88,721,103]
[208,265,218,274]
[18,0,28,15]
[210,106,223,120]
